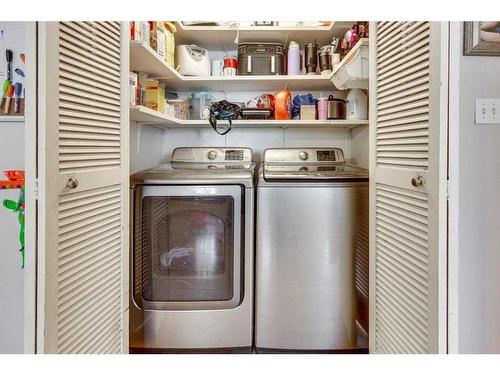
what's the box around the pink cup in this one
[317,98,328,120]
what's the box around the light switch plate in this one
[475,99,500,124]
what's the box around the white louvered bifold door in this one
[37,22,129,354]
[368,21,448,354]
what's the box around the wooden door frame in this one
[36,21,60,353]
[446,21,462,354]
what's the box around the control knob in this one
[207,150,217,160]
[298,151,309,161]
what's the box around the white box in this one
[129,72,138,106]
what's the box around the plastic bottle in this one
[346,89,368,120]
[317,93,328,120]
[287,41,301,76]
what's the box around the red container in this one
[223,56,238,76]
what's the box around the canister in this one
[327,95,346,120]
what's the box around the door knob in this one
[66,177,79,190]
[411,176,424,187]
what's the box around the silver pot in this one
[327,96,346,120]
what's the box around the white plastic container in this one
[331,40,369,90]
[191,92,215,120]
[346,89,368,120]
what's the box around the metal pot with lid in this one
[327,95,346,120]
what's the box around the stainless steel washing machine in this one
[255,148,369,352]
[130,147,255,352]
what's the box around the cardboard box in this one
[300,104,316,120]
[150,21,166,58]
[145,79,166,113]
[164,22,176,67]
[167,99,189,120]
[130,21,149,44]
[129,72,138,106]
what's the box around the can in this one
[223,56,238,76]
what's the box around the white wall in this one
[0,121,24,354]
[130,122,165,174]
[453,22,500,353]
[163,127,353,165]
[0,22,26,354]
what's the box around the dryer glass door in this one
[133,185,243,310]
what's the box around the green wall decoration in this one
[0,170,25,269]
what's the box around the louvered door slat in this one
[60,78,120,101]
[86,22,122,46]
[71,22,122,54]
[59,41,121,78]
[38,21,128,354]
[370,21,447,354]
[378,37,431,71]
[377,25,430,63]
[376,26,430,171]
[60,93,121,112]
[60,23,121,63]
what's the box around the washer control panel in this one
[225,149,245,161]
[263,148,344,163]
[316,150,337,162]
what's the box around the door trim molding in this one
[446,21,462,355]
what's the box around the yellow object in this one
[145,79,165,113]
[164,22,176,67]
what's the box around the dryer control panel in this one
[172,147,253,163]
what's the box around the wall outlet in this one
[475,99,500,124]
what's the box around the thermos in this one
[304,42,318,75]
[287,41,301,75]
[319,49,332,75]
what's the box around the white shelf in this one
[168,74,337,92]
[130,40,336,91]
[0,116,24,122]
[163,119,369,130]
[130,105,170,123]
[130,106,368,129]
[174,22,353,51]
[130,41,181,79]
